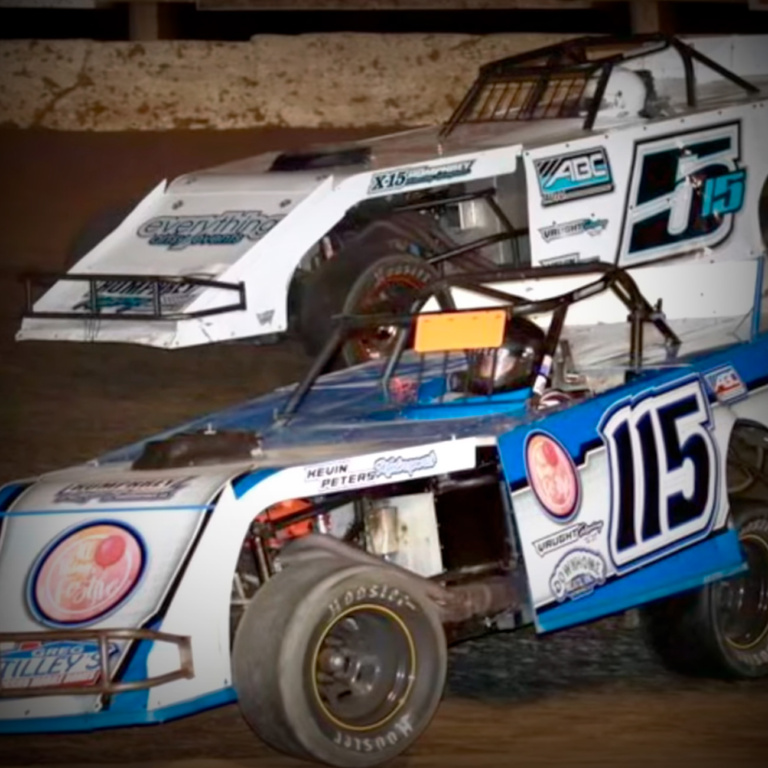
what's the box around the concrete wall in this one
[0,33,570,130]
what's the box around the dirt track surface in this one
[1,128,768,768]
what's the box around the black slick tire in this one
[232,557,447,767]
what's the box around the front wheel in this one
[298,251,451,368]
[232,558,447,767]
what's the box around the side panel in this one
[498,337,768,633]
[0,438,479,732]
[18,146,523,349]
[524,103,767,270]
[145,436,479,712]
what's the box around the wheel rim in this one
[311,604,416,731]
[719,532,768,650]
[345,273,426,364]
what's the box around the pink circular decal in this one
[525,433,580,521]
[31,523,144,626]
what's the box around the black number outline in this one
[598,374,721,574]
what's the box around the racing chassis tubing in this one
[0,627,193,698]
[440,33,760,138]
[277,261,682,421]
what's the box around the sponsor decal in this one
[704,365,747,404]
[620,122,746,262]
[305,450,438,491]
[332,713,415,753]
[539,252,579,266]
[374,450,438,479]
[549,548,607,602]
[538,217,607,243]
[525,433,580,523]
[534,147,613,206]
[538,252,600,267]
[137,210,284,251]
[256,309,275,326]
[72,279,199,315]
[533,520,604,557]
[28,522,146,627]
[304,462,377,490]
[54,477,194,505]
[368,160,475,194]
[0,639,119,691]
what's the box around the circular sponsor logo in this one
[28,522,145,627]
[525,433,580,522]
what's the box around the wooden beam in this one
[128,1,181,39]
[129,1,160,39]
[629,0,677,33]
[194,1,601,9]
[630,0,659,33]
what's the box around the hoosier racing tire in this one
[298,250,450,368]
[642,500,768,679]
[232,557,447,767]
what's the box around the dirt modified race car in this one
[15,33,768,367]
[2,30,768,768]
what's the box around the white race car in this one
[17,33,768,367]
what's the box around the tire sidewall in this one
[277,565,446,767]
[709,508,768,677]
[341,254,442,317]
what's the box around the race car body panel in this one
[17,145,518,348]
[0,437,480,727]
[498,343,768,632]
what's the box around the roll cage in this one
[277,261,682,422]
[441,32,760,137]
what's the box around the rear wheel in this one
[642,423,768,678]
[232,558,447,767]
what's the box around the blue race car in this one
[2,252,767,768]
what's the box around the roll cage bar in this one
[277,261,682,422]
[441,33,760,137]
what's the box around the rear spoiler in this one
[21,271,246,322]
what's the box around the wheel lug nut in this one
[318,649,346,673]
